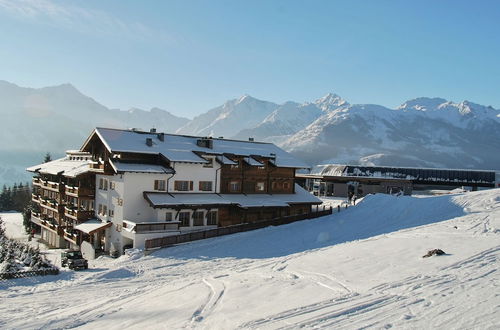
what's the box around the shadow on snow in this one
[150,193,466,261]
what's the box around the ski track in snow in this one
[191,277,226,324]
[1,189,500,329]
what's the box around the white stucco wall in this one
[94,159,221,253]
[170,160,221,193]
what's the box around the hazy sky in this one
[0,0,499,118]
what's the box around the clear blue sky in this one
[0,0,499,118]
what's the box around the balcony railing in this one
[39,198,63,212]
[40,180,64,193]
[31,193,40,203]
[63,228,80,244]
[64,207,95,221]
[123,220,180,234]
[65,185,94,197]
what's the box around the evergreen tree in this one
[2,187,13,211]
[44,152,52,163]
[22,201,37,234]
[0,185,7,211]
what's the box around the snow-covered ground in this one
[1,212,64,267]
[1,189,499,329]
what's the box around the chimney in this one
[157,133,164,141]
[248,137,254,142]
[146,138,153,147]
[150,128,157,133]
[196,137,213,149]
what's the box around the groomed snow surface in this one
[1,189,500,329]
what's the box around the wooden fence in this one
[0,268,59,280]
[145,207,333,251]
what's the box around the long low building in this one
[297,164,499,198]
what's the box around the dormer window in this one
[231,160,239,169]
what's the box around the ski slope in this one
[1,189,499,329]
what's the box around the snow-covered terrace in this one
[144,184,322,209]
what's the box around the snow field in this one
[1,189,499,329]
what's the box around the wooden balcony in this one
[39,198,63,213]
[63,228,80,245]
[64,207,95,221]
[32,193,40,203]
[32,177,42,187]
[40,180,65,193]
[39,217,63,234]
[65,185,94,198]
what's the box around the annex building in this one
[297,164,499,198]
[27,128,321,257]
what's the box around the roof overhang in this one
[74,219,112,235]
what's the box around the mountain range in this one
[1,80,499,186]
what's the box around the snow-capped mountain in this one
[232,101,323,143]
[0,81,188,186]
[176,95,279,138]
[2,79,499,186]
[282,98,500,170]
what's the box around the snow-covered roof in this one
[26,153,92,178]
[74,219,112,234]
[145,184,321,208]
[216,155,238,165]
[144,193,233,207]
[83,127,308,168]
[306,164,496,184]
[244,156,264,166]
[109,160,174,174]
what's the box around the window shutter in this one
[154,180,158,190]
[190,181,193,191]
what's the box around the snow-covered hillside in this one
[1,189,499,329]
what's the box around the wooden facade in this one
[219,157,295,194]
[30,162,96,248]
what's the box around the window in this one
[230,160,239,169]
[99,178,108,190]
[178,212,190,227]
[108,209,114,217]
[98,204,107,216]
[206,211,217,226]
[203,158,214,168]
[193,211,204,226]
[256,182,265,192]
[175,180,193,191]
[272,181,280,190]
[283,182,291,190]
[229,181,240,192]
[154,180,166,191]
[165,212,173,222]
[110,181,115,190]
[199,181,213,191]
